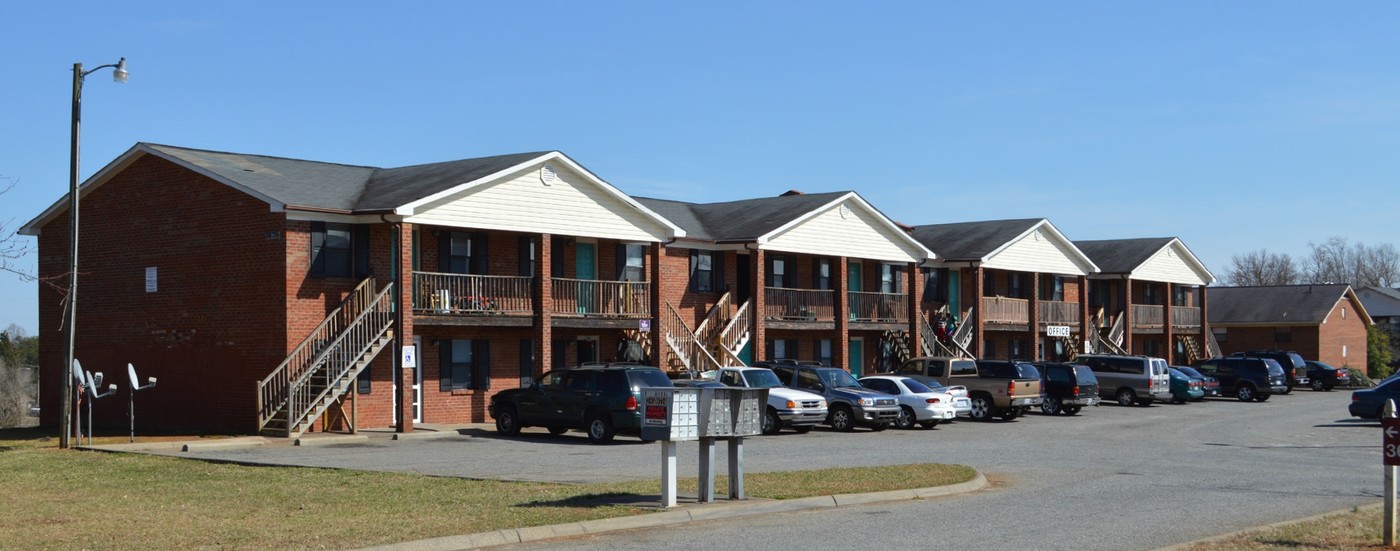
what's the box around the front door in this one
[577,336,599,364]
[849,337,865,377]
[736,253,752,303]
[575,243,596,314]
[948,270,960,315]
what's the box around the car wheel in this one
[1063,406,1081,415]
[895,406,916,430]
[1000,408,1019,421]
[793,426,814,434]
[1236,384,1256,402]
[829,406,856,432]
[1041,396,1062,416]
[1311,379,1325,391]
[495,408,521,436]
[762,408,782,436]
[1117,389,1137,407]
[919,420,940,429]
[586,413,615,444]
[1256,393,1270,402]
[547,426,568,435]
[969,395,993,421]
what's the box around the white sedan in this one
[858,375,964,429]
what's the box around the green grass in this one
[1185,505,1385,551]
[0,428,975,550]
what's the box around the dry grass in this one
[0,427,975,550]
[1185,505,1386,551]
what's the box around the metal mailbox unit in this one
[642,387,769,507]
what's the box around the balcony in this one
[764,287,835,322]
[552,278,651,318]
[849,291,907,323]
[982,296,1029,325]
[1132,304,1165,331]
[413,272,533,316]
[1038,300,1081,326]
[1171,306,1202,329]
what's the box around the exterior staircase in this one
[921,306,976,359]
[662,302,723,377]
[257,278,396,438]
[1206,330,1223,358]
[1093,311,1128,355]
[883,330,913,368]
[1177,334,1203,365]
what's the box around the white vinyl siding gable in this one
[762,201,923,263]
[404,163,671,242]
[1131,242,1212,285]
[982,228,1092,275]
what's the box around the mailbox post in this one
[641,386,767,508]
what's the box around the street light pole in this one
[61,58,126,450]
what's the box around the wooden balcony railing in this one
[413,272,533,315]
[1038,300,1081,326]
[1171,306,1202,328]
[848,291,908,323]
[1132,304,1165,327]
[552,278,650,318]
[763,287,835,321]
[982,296,1029,324]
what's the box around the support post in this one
[728,436,746,499]
[698,437,716,503]
[1386,399,1397,546]
[661,440,679,508]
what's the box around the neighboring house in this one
[1355,285,1400,362]
[1073,238,1216,364]
[636,190,935,376]
[908,219,1099,362]
[1207,284,1371,370]
[21,143,683,436]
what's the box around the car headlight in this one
[785,400,798,409]
[858,398,874,407]
[817,400,827,409]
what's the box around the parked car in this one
[919,379,973,417]
[1193,357,1288,402]
[1231,350,1309,393]
[859,375,965,429]
[1032,362,1100,415]
[1167,367,1205,404]
[1305,360,1350,391]
[1172,365,1218,398]
[1076,354,1172,407]
[893,356,1042,421]
[767,364,900,431]
[488,363,673,443]
[712,366,828,435]
[1349,376,1400,418]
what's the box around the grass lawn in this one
[0,428,975,550]
[1183,504,1386,551]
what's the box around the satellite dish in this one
[128,364,138,389]
[72,359,85,385]
[84,370,96,396]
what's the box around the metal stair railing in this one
[257,278,377,433]
[281,282,396,438]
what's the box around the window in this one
[769,255,795,288]
[1174,285,1190,306]
[439,339,491,391]
[983,271,997,296]
[620,244,645,281]
[552,339,568,369]
[1213,328,1227,343]
[1008,339,1025,359]
[1343,345,1349,358]
[768,338,798,360]
[441,232,487,274]
[816,339,833,367]
[1143,339,1159,357]
[1274,328,1292,343]
[815,259,832,290]
[983,340,997,359]
[1008,273,1026,299]
[311,222,353,278]
[880,264,902,293]
[690,250,723,292]
[1342,307,1348,319]
[1042,276,1064,301]
[519,236,535,277]
[519,339,534,388]
[1143,284,1161,305]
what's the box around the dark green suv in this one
[488,363,673,443]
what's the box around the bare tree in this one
[0,327,36,428]
[1222,249,1301,286]
[1301,237,1400,287]
[0,176,32,282]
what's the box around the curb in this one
[353,470,988,551]
[294,434,369,446]
[1150,500,1384,551]
[392,431,465,441]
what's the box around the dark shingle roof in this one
[1357,286,1400,318]
[147,143,552,212]
[635,191,851,242]
[908,219,1043,260]
[1074,238,1176,274]
[1207,284,1353,325]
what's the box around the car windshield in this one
[821,369,862,388]
[901,378,935,394]
[627,369,674,389]
[742,369,784,389]
[1310,361,1337,370]
[1168,367,1185,379]
[1175,366,1204,379]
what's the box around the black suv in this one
[1231,350,1308,393]
[1193,357,1288,402]
[1032,362,1100,415]
[488,363,673,443]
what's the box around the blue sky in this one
[4,2,1399,336]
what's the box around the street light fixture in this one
[61,57,127,449]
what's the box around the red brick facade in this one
[1216,297,1369,370]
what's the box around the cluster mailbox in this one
[642,387,767,441]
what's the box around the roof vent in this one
[780,190,805,196]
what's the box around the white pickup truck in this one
[708,366,829,435]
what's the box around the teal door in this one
[948,271,960,315]
[848,338,864,377]
[575,243,596,314]
[847,261,862,291]
[738,340,754,365]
